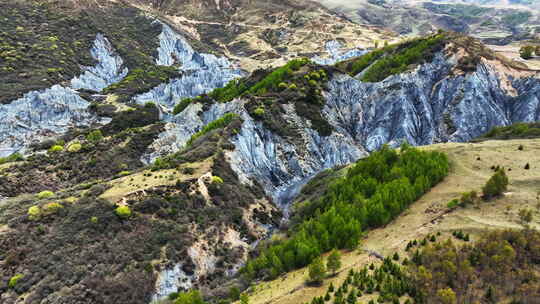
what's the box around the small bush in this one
[115,205,132,219]
[482,169,509,200]
[253,107,265,117]
[42,202,63,215]
[460,191,478,206]
[520,45,535,59]
[49,145,63,153]
[90,216,99,224]
[67,142,82,153]
[8,274,24,289]
[278,82,288,90]
[37,190,54,199]
[86,130,103,142]
[447,199,459,209]
[28,206,41,220]
[211,176,224,184]
[289,83,298,90]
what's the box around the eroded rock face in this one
[0,34,126,157]
[70,34,129,92]
[134,23,244,113]
[0,86,109,157]
[324,52,540,151]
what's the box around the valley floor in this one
[244,138,540,304]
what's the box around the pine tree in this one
[327,249,342,275]
[308,257,327,285]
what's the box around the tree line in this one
[242,144,449,281]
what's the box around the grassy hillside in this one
[242,138,540,304]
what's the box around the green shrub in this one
[86,130,103,142]
[174,289,208,304]
[42,202,63,215]
[278,82,288,90]
[482,169,509,200]
[211,176,224,184]
[118,170,131,177]
[49,145,63,153]
[37,190,54,199]
[115,205,132,219]
[447,199,459,209]
[308,257,327,285]
[90,216,99,224]
[173,98,194,115]
[253,107,265,117]
[0,152,24,165]
[8,274,24,289]
[289,83,298,90]
[28,206,41,220]
[460,191,478,206]
[67,142,82,153]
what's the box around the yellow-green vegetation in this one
[48,145,64,153]
[253,107,265,117]
[169,289,208,304]
[90,216,99,224]
[211,176,224,184]
[42,202,63,215]
[8,274,24,289]
[0,152,23,165]
[208,58,310,102]
[27,205,41,220]
[118,170,131,177]
[67,142,82,153]
[115,205,132,219]
[36,190,54,199]
[86,130,103,142]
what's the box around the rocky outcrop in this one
[0,86,110,157]
[312,40,366,65]
[135,24,244,113]
[70,34,129,92]
[0,34,126,157]
[324,52,540,151]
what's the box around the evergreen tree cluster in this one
[306,258,413,304]
[243,144,449,280]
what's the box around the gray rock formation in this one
[135,24,244,113]
[0,86,110,157]
[70,34,129,92]
[325,52,540,151]
[0,34,125,157]
[312,40,367,65]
